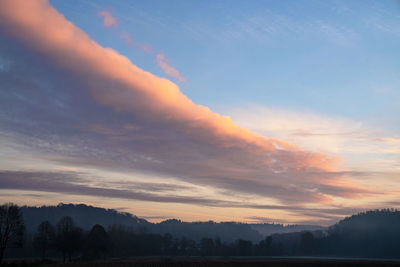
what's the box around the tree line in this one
[1,206,278,262]
[20,203,265,244]
[0,203,314,262]
[2,203,400,263]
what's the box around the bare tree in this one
[34,220,55,260]
[0,203,25,264]
[55,216,84,262]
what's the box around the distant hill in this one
[250,223,324,236]
[265,209,400,258]
[332,209,400,232]
[21,203,148,234]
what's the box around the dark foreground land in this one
[4,258,400,267]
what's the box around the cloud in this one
[246,215,336,225]
[228,105,400,158]
[0,170,370,224]
[98,10,117,28]
[120,32,185,82]
[156,53,186,82]
[120,31,154,53]
[0,0,372,207]
[99,13,185,82]
[0,170,301,208]
[175,7,356,47]
[313,20,355,46]
[0,170,231,207]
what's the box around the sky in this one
[0,0,399,225]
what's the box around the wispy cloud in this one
[228,106,400,160]
[312,20,356,46]
[173,7,356,47]
[120,31,154,53]
[98,10,118,28]
[98,8,185,82]
[119,32,185,82]
[0,170,233,207]
[0,170,374,225]
[156,53,186,83]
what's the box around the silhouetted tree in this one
[0,203,25,264]
[214,237,223,255]
[200,238,215,256]
[33,220,55,260]
[55,216,84,262]
[180,236,196,255]
[108,224,136,257]
[161,233,173,255]
[257,235,272,255]
[236,239,253,255]
[84,224,110,259]
[299,231,315,255]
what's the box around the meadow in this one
[4,257,400,267]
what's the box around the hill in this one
[21,203,148,234]
[265,209,400,258]
[321,209,400,257]
[19,203,263,242]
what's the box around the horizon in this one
[15,201,399,226]
[0,0,399,227]
[14,202,331,226]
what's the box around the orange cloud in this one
[98,10,117,28]
[120,32,185,82]
[156,53,186,83]
[120,31,155,53]
[0,0,370,205]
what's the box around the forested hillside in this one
[319,209,400,257]
[266,209,400,258]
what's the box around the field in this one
[4,257,400,267]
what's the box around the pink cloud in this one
[98,10,117,28]
[120,31,155,53]
[156,53,186,83]
[120,32,185,82]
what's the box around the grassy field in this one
[4,257,400,267]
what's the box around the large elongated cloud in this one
[0,0,370,205]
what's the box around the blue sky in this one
[0,0,399,225]
[51,0,400,122]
